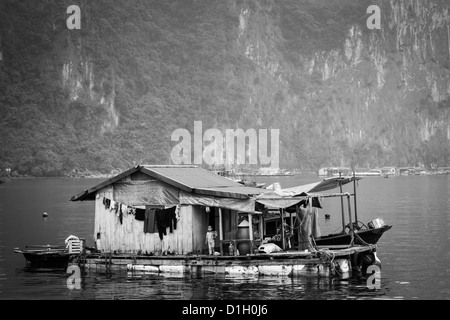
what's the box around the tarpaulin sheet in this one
[179,190,257,213]
[281,176,359,196]
[113,180,180,206]
[255,195,304,209]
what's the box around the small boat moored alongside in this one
[14,235,86,268]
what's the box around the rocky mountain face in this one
[0,0,449,176]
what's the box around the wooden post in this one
[248,213,253,241]
[289,210,293,249]
[339,172,346,232]
[353,171,358,224]
[347,195,353,232]
[248,213,253,254]
[280,209,285,250]
[219,208,223,256]
[296,205,301,250]
[259,214,264,242]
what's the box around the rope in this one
[308,235,342,276]
[353,231,376,251]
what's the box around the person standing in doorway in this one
[205,225,217,255]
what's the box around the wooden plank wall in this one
[191,206,209,254]
[95,185,195,254]
[222,210,238,241]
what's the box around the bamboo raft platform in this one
[83,245,377,277]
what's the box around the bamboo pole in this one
[248,213,253,254]
[259,215,264,242]
[353,171,358,224]
[289,210,293,249]
[339,172,345,232]
[347,195,353,232]
[280,209,285,250]
[219,208,223,256]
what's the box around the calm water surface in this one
[0,175,449,300]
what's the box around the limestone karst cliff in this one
[0,0,448,175]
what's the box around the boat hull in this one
[314,225,392,247]
[15,249,78,268]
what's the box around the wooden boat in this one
[315,224,392,247]
[14,245,76,268]
[14,236,86,268]
[313,174,392,247]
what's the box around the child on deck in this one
[205,225,217,255]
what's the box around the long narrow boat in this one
[313,173,392,247]
[14,245,75,268]
[14,237,86,268]
[314,224,392,247]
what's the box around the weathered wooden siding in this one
[191,206,209,253]
[95,185,199,254]
[222,210,238,241]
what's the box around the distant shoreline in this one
[0,175,113,181]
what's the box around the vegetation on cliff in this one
[0,0,449,176]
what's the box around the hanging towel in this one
[135,208,145,221]
[144,206,156,234]
[155,209,167,240]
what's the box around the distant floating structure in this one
[42,212,48,218]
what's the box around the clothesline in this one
[99,195,180,240]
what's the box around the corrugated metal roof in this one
[71,165,263,201]
[141,165,240,191]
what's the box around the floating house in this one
[71,165,267,255]
[70,165,380,278]
[318,167,352,177]
[379,166,397,176]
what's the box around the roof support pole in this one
[280,208,285,250]
[339,172,346,232]
[219,208,223,256]
[353,171,358,224]
[248,213,253,254]
[289,210,293,249]
[347,194,353,233]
